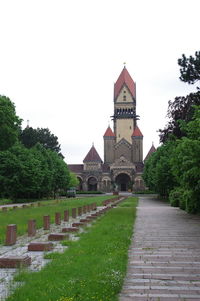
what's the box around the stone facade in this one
[69,66,147,192]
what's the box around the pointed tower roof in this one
[132,126,143,137]
[144,144,156,161]
[103,126,115,137]
[114,66,136,99]
[83,145,103,163]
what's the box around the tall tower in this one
[112,66,137,144]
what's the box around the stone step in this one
[127,272,200,281]
[28,242,54,251]
[48,233,69,241]
[130,260,200,267]
[125,278,200,286]
[62,227,79,232]
[120,293,200,299]
[79,219,90,223]
[0,256,31,268]
[72,222,85,227]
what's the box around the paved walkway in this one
[119,196,200,301]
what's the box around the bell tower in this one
[112,66,138,144]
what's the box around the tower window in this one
[130,126,131,129]
[124,90,126,93]
[123,95,126,101]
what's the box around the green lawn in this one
[6,197,138,301]
[0,196,115,245]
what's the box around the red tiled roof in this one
[132,126,143,137]
[68,164,84,173]
[103,126,115,137]
[83,146,103,163]
[114,67,136,99]
[144,144,156,161]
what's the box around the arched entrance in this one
[115,173,131,192]
[87,177,98,191]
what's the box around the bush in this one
[76,191,103,194]
[183,189,197,213]
[169,187,184,207]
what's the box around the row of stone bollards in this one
[0,197,125,269]
[4,202,97,246]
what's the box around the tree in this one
[178,51,200,86]
[68,172,79,188]
[20,127,63,156]
[0,95,21,151]
[159,51,200,143]
[143,142,176,197]
[0,143,43,199]
[47,150,70,198]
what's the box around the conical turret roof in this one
[103,126,115,137]
[132,126,143,137]
[144,144,156,161]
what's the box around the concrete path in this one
[119,196,200,301]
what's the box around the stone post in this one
[55,212,61,225]
[28,219,36,237]
[78,207,82,216]
[72,208,76,219]
[64,210,69,222]
[43,215,50,230]
[83,205,86,214]
[5,224,17,245]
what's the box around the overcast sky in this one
[0,0,199,164]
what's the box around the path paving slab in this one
[119,197,200,301]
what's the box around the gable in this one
[115,84,134,103]
[114,138,132,162]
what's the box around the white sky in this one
[0,0,199,164]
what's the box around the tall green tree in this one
[143,142,176,197]
[20,127,63,156]
[0,96,21,151]
[159,51,200,143]
[178,51,200,85]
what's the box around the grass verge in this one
[0,196,114,245]
[6,197,138,301]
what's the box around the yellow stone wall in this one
[116,85,133,103]
[116,119,134,144]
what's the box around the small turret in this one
[103,126,115,164]
[132,126,143,163]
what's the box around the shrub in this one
[183,189,197,213]
[169,187,184,207]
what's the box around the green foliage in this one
[159,51,200,143]
[0,142,70,199]
[169,187,184,207]
[76,191,103,194]
[178,51,200,85]
[68,172,79,188]
[143,142,176,197]
[20,127,62,155]
[147,51,200,214]
[6,197,137,301]
[145,105,200,213]
[0,96,21,151]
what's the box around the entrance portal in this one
[115,173,131,192]
[87,177,97,191]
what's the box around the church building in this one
[68,66,147,192]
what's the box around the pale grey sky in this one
[0,0,199,163]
